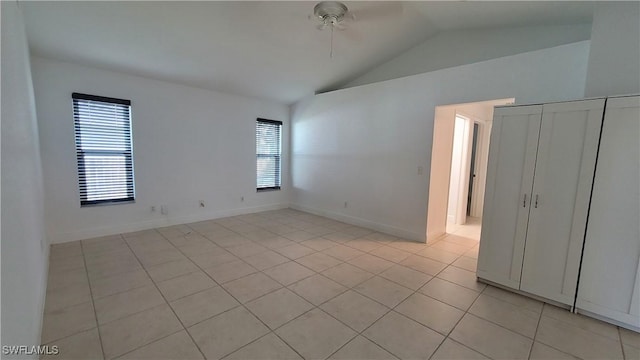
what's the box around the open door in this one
[467,123,479,216]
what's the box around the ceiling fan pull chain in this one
[330,25,334,58]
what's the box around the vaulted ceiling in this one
[22,1,595,104]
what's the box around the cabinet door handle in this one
[523,194,527,207]
[535,194,539,208]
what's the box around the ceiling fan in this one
[312,1,353,31]
[309,1,403,58]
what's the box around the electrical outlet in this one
[199,200,205,207]
[344,201,348,208]
[241,196,244,202]
[418,166,424,175]
[151,206,156,212]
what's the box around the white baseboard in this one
[49,203,426,244]
[48,203,289,244]
[427,231,447,244]
[290,204,426,242]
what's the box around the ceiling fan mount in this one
[312,1,352,30]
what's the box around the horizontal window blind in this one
[73,93,135,206]
[256,118,282,191]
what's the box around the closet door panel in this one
[577,95,640,328]
[520,99,605,305]
[477,105,541,288]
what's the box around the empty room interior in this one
[3,1,640,359]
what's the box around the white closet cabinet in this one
[576,95,640,329]
[477,105,542,289]
[478,99,605,305]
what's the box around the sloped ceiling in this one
[22,1,594,104]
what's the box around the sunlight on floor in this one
[446,217,481,241]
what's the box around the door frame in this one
[426,98,514,242]
[450,111,492,223]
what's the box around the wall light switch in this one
[418,166,424,175]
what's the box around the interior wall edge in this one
[338,23,593,91]
[290,204,426,243]
[1,0,49,354]
[48,203,291,244]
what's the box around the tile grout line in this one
[46,210,487,360]
[617,327,627,360]
[118,229,209,360]
[205,220,328,360]
[156,225,310,360]
[204,213,555,359]
[324,253,475,360]
[201,235,427,358]
[79,238,108,360]
[425,285,489,360]
[382,260,483,357]
[45,235,466,352]
[206,220,339,359]
[533,305,626,358]
[157,223,473,358]
[109,309,185,360]
[530,309,594,359]
[203,213,476,358]
[527,302,545,359]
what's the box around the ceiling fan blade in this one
[342,11,356,23]
[350,2,403,22]
[339,27,363,43]
[333,22,346,31]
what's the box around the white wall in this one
[339,24,591,90]
[585,2,640,97]
[1,1,49,356]
[31,57,290,243]
[291,41,590,241]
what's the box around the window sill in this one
[81,199,136,208]
[257,187,281,193]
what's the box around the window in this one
[256,118,282,191]
[73,93,135,206]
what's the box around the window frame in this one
[256,118,282,192]
[72,92,135,207]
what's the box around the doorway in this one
[426,98,514,243]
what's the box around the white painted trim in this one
[48,203,290,243]
[576,302,640,331]
[630,255,640,316]
[470,120,491,218]
[456,114,472,225]
[290,204,426,243]
[454,110,487,219]
[39,243,51,347]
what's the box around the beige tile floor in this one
[42,209,639,360]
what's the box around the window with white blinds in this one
[256,118,282,191]
[72,93,135,206]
